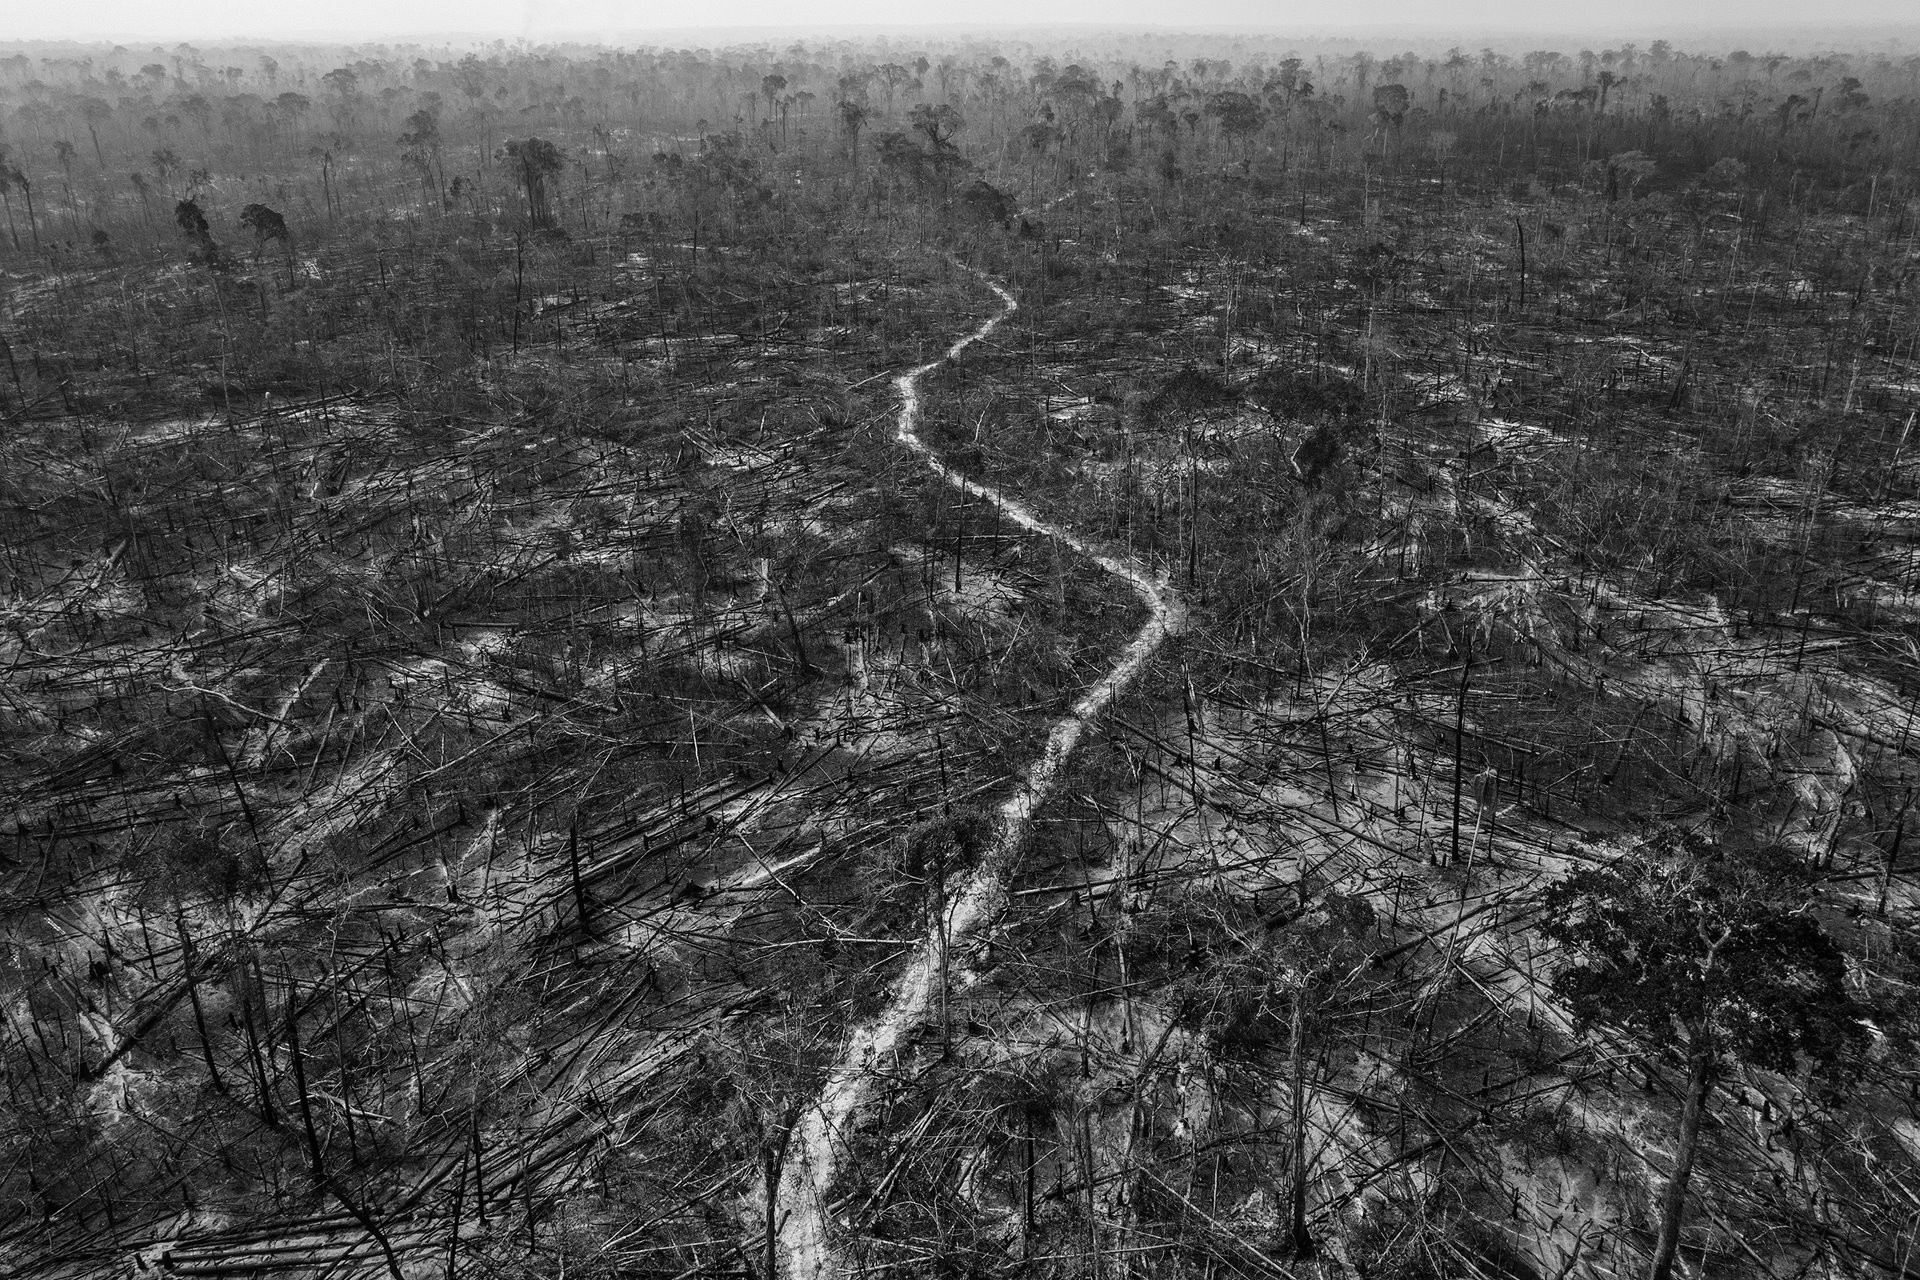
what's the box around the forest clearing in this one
[1,26,1918,1280]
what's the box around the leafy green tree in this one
[74,95,113,168]
[502,136,565,228]
[1373,82,1409,119]
[127,171,153,228]
[321,66,360,130]
[1204,90,1265,158]
[873,131,926,194]
[1137,93,1178,147]
[907,103,967,190]
[959,178,1013,226]
[836,92,871,170]
[908,101,963,152]
[150,146,179,191]
[1020,121,1060,190]
[399,108,443,205]
[1541,836,1871,1280]
[10,163,39,250]
[1596,68,1620,112]
[175,196,216,260]
[274,91,311,147]
[240,202,292,284]
[877,62,910,115]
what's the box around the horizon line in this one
[7,20,1920,47]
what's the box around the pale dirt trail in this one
[775,270,1186,1278]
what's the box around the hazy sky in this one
[11,0,1920,43]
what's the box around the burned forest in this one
[2,27,1919,1280]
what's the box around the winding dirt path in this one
[775,268,1186,1278]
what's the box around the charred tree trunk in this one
[1288,983,1314,1258]
[567,819,593,938]
[1451,654,1472,866]
[176,905,226,1095]
[1649,1041,1714,1280]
